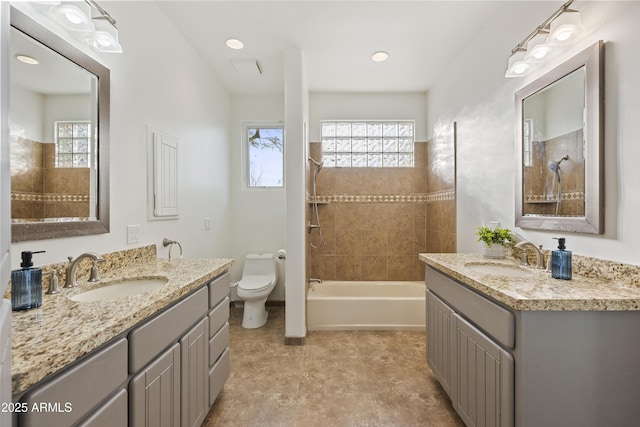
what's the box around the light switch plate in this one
[127,225,140,244]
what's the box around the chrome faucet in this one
[514,241,545,269]
[308,278,322,284]
[65,252,106,288]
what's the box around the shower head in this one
[548,154,569,172]
[308,156,324,173]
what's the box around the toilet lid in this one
[238,275,272,291]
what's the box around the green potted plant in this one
[476,225,515,258]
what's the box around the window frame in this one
[242,122,285,190]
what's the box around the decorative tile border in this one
[311,190,455,204]
[312,194,427,203]
[525,191,585,202]
[11,192,90,203]
[425,189,456,202]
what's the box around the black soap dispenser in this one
[551,238,572,280]
[11,250,46,311]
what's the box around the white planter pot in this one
[482,243,506,259]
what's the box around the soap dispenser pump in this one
[11,250,46,311]
[551,238,572,280]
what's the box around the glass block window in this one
[55,121,91,168]
[320,121,414,167]
[246,125,284,188]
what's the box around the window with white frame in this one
[245,125,284,188]
[320,121,415,167]
[55,121,91,168]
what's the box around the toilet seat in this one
[238,275,272,292]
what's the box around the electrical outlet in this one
[127,225,140,244]
[204,218,211,231]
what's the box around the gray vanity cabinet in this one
[128,273,230,427]
[425,263,640,426]
[13,272,231,427]
[426,267,514,427]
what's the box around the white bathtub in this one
[307,281,426,331]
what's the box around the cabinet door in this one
[181,318,209,427]
[453,313,514,427]
[130,343,181,427]
[426,290,455,401]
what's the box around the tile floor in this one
[203,305,464,426]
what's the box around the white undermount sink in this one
[464,262,535,278]
[69,277,169,302]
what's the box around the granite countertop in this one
[11,256,234,395]
[420,253,640,312]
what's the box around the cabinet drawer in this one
[129,286,208,373]
[209,297,229,338]
[19,338,127,427]
[209,348,229,407]
[209,273,230,309]
[209,322,229,366]
[78,388,127,427]
[426,266,515,348]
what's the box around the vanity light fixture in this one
[371,51,389,62]
[505,49,532,78]
[524,30,553,62]
[85,13,122,53]
[84,0,122,53]
[226,38,245,50]
[16,54,39,65]
[505,0,584,78]
[49,1,95,32]
[32,0,122,53]
[549,9,585,44]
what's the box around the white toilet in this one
[237,253,278,329]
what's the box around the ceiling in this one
[157,1,558,95]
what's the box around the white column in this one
[284,48,308,340]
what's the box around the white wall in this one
[10,2,233,267]
[43,94,91,142]
[229,94,286,299]
[426,1,640,265]
[309,92,428,142]
[9,84,43,141]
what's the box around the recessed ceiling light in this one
[371,51,389,62]
[226,38,244,50]
[16,55,39,65]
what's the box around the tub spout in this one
[308,278,322,284]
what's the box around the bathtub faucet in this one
[308,278,322,284]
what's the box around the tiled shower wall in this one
[307,140,456,282]
[11,138,90,220]
[523,129,585,216]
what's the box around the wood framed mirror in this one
[9,6,109,242]
[515,41,603,234]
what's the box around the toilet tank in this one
[242,253,277,281]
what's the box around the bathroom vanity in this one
[10,248,233,427]
[420,253,640,427]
